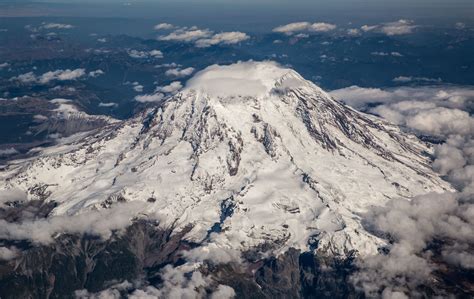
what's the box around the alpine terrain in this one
[0,61,453,298]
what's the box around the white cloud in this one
[149,49,164,58]
[39,69,86,84]
[154,23,174,30]
[380,19,417,36]
[0,247,19,261]
[11,68,89,85]
[155,81,182,94]
[155,62,181,68]
[371,52,404,57]
[128,50,149,59]
[10,72,37,84]
[361,25,378,32]
[272,21,336,35]
[134,93,164,103]
[0,62,9,69]
[0,201,153,244]
[347,28,361,36]
[195,32,249,48]
[159,29,212,42]
[133,84,144,92]
[273,22,311,34]
[128,50,164,59]
[165,67,195,78]
[88,69,105,78]
[98,102,118,108]
[359,20,417,36]
[41,23,74,30]
[158,26,249,48]
[330,85,474,111]
[352,192,474,297]
[310,22,337,32]
[333,83,474,297]
[392,76,441,83]
[455,22,466,30]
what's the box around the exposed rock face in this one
[0,221,191,299]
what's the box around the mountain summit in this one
[0,61,449,258]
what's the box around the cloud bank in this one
[158,25,249,48]
[10,68,104,85]
[273,21,337,35]
[331,84,474,297]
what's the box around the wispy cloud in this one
[360,19,417,36]
[165,67,195,78]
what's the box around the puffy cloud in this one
[334,84,474,297]
[10,68,110,85]
[347,28,361,36]
[159,28,212,42]
[155,81,182,94]
[332,85,474,137]
[88,69,105,78]
[195,32,249,48]
[380,19,417,36]
[128,264,235,299]
[402,107,473,136]
[149,49,163,58]
[0,201,153,244]
[158,26,249,48]
[165,67,195,78]
[128,50,164,59]
[39,69,86,84]
[0,201,157,244]
[128,50,149,59]
[330,86,394,109]
[310,22,337,32]
[133,84,144,92]
[210,285,236,299]
[0,247,19,261]
[352,193,474,297]
[0,62,9,69]
[330,85,474,111]
[154,23,174,30]
[134,93,164,103]
[273,22,312,34]
[10,69,87,84]
[10,72,37,84]
[272,21,336,35]
[75,280,133,299]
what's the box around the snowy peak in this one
[0,62,451,258]
[184,61,304,98]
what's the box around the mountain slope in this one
[0,61,450,259]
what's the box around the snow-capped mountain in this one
[0,61,450,258]
[33,98,118,138]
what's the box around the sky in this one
[1,0,473,26]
